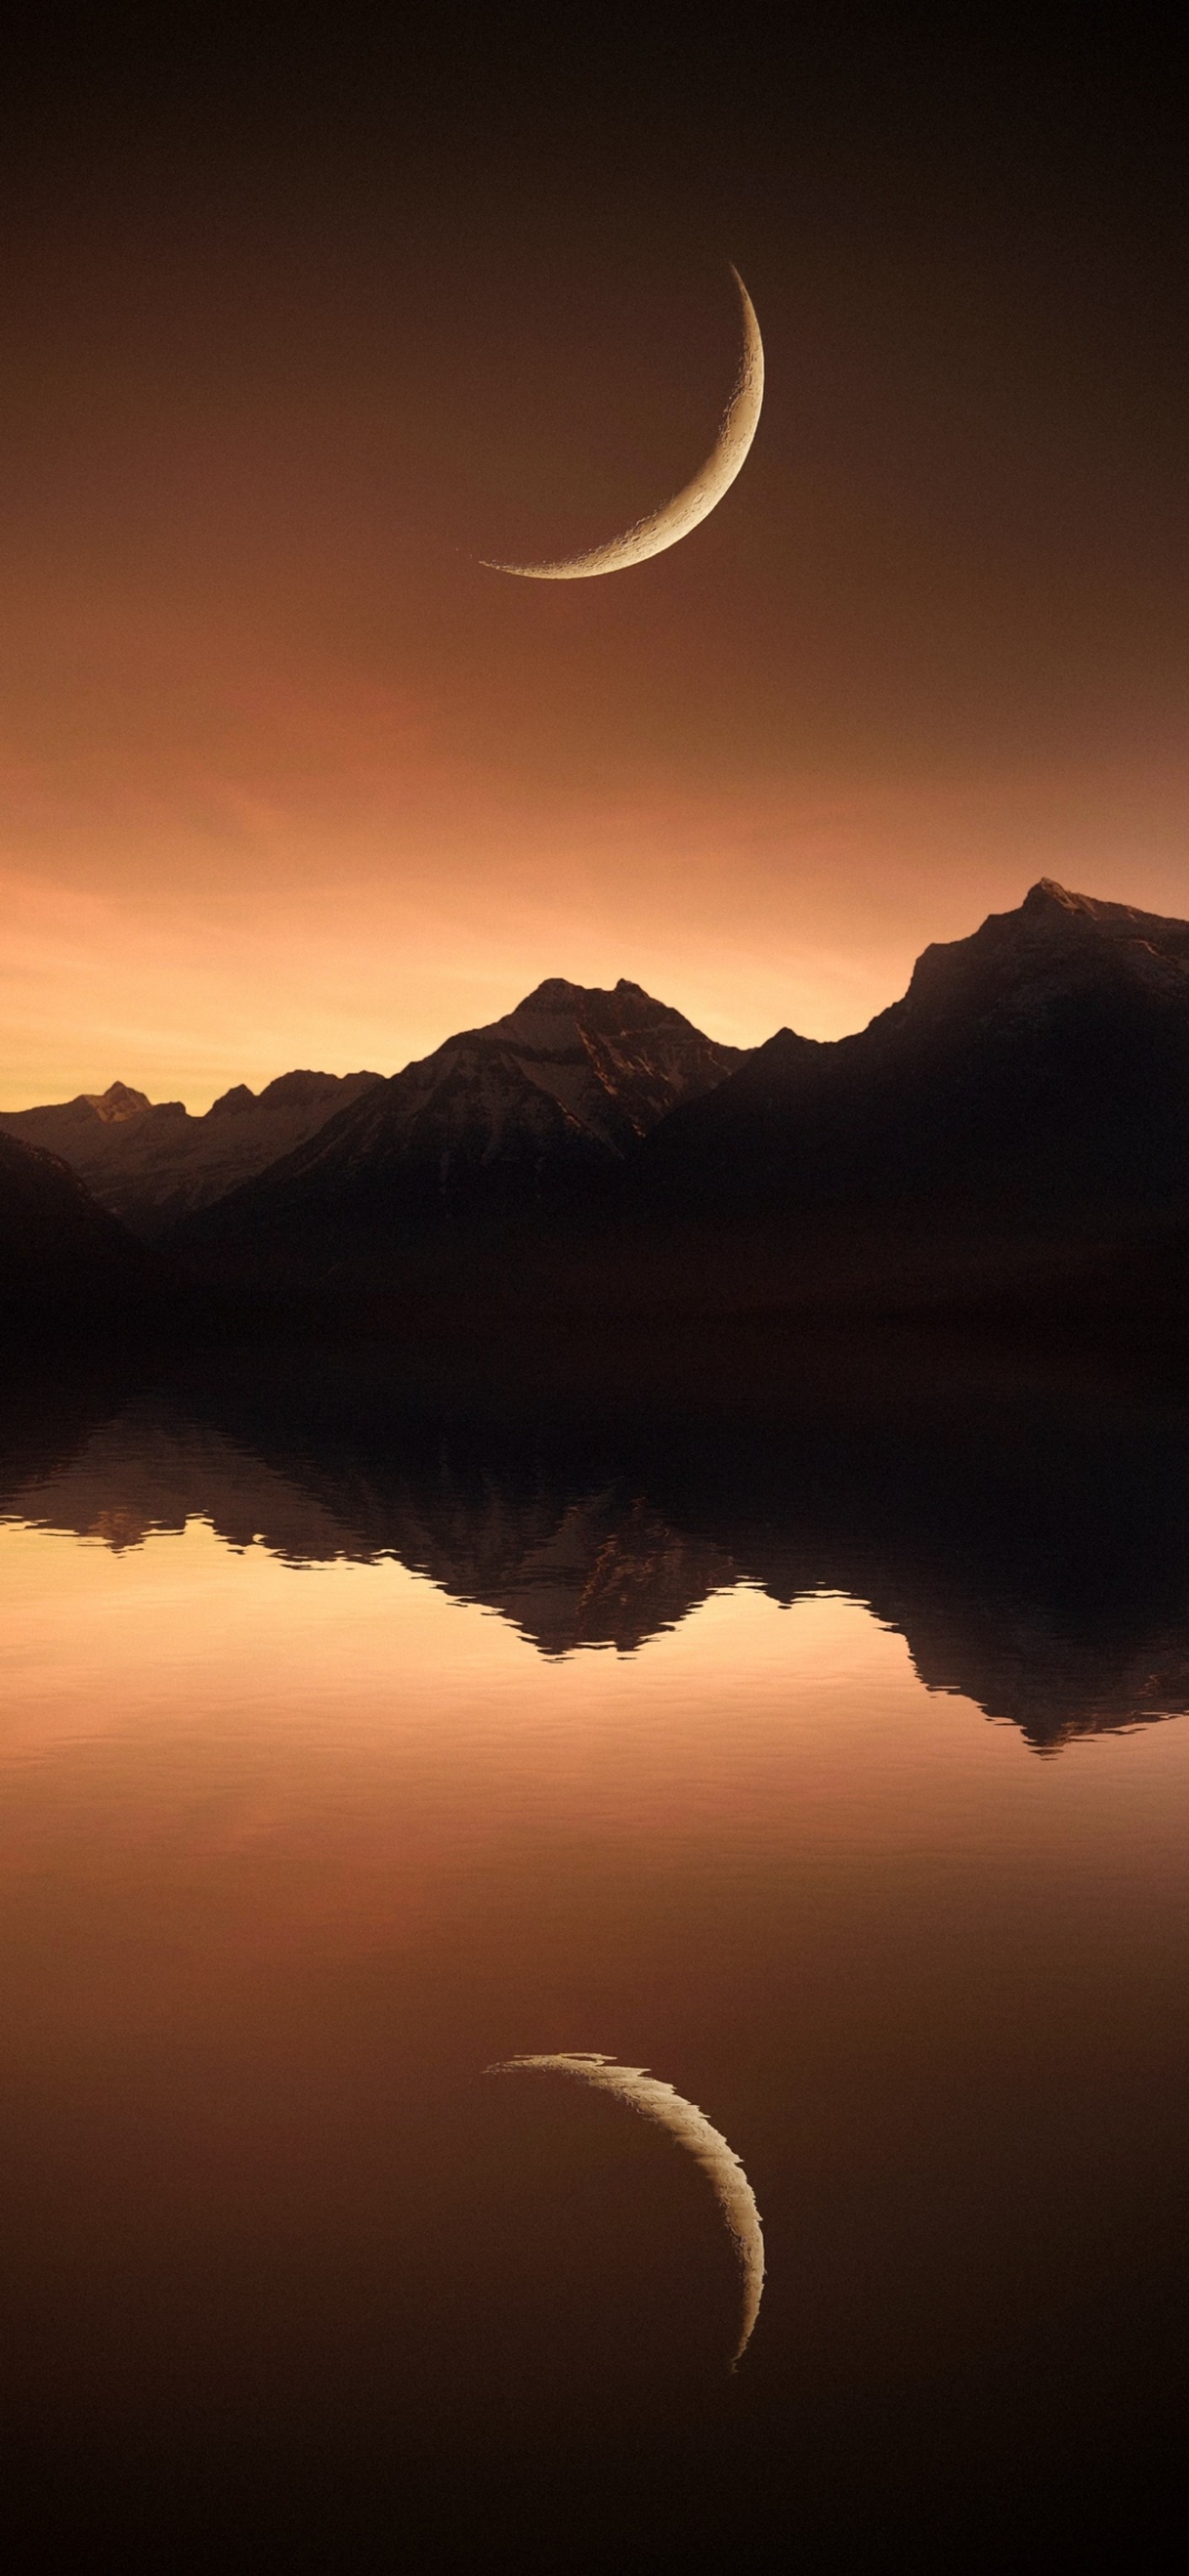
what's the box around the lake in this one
[3,1331,1189,2567]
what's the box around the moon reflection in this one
[488,2049,765,2364]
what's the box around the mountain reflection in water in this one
[7,1326,1189,2572]
[4,1330,1189,1749]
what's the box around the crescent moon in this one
[484,266,764,580]
[488,2051,764,2364]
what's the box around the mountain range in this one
[6,879,1189,1323]
[169,880,1189,1318]
[0,1067,381,1239]
[172,975,742,1289]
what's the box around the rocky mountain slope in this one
[172,979,742,1273]
[166,883,1189,1316]
[13,881,1189,1320]
[0,1130,163,1319]
[0,1069,382,1240]
[618,879,1189,1311]
[644,880,1189,1220]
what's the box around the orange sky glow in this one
[3,15,1188,1108]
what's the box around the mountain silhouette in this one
[11,880,1189,1324]
[0,1069,382,1241]
[629,880,1189,1307]
[646,880,1189,1207]
[170,979,741,1279]
[150,883,1189,1319]
[0,1130,162,1321]
[6,1332,1189,1749]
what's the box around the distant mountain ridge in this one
[174,977,742,1270]
[10,880,1189,1323]
[0,1069,383,1241]
[80,1081,153,1123]
[168,881,1189,1317]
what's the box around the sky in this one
[3,5,1189,1107]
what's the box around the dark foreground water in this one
[3,1331,1189,2569]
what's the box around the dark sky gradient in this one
[3,6,1188,1102]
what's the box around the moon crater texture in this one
[488,2050,765,2364]
[485,265,763,580]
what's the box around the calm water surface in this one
[2,1341,1189,2567]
